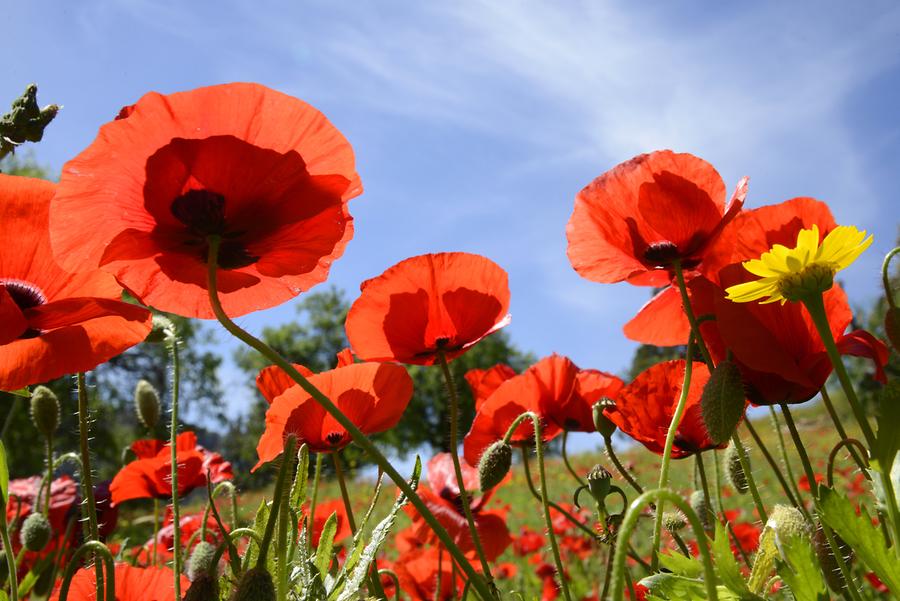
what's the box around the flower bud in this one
[29,385,60,437]
[663,510,686,533]
[767,505,810,548]
[886,306,900,354]
[478,441,512,492]
[145,314,175,343]
[723,441,749,494]
[134,379,161,431]
[586,464,613,502]
[700,360,746,445]
[814,525,853,594]
[689,490,712,533]
[184,573,219,601]
[592,397,617,439]
[188,541,217,581]
[230,567,275,601]
[20,512,52,552]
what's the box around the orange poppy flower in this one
[253,353,413,468]
[50,563,189,601]
[345,252,511,365]
[603,360,727,458]
[110,432,233,505]
[405,453,511,561]
[0,174,151,391]
[51,83,361,319]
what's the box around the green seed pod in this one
[145,314,175,343]
[586,464,613,502]
[663,510,687,533]
[188,541,217,581]
[813,525,852,594]
[700,360,746,445]
[30,386,60,437]
[689,490,713,533]
[184,573,220,601]
[592,398,618,439]
[134,379,161,431]
[230,567,275,601]
[478,441,512,492]
[20,512,52,552]
[723,441,749,494]
[886,306,900,354]
[767,504,810,547]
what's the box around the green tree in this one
[231,286,534,483]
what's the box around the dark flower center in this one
[642,241,680,266]
[170,189,260,270]
[326,431,344,446]
[2,280,46,339]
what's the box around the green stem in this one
[276,443,295,601]
[57,541,116,601]
[561,430,586,486]
[204,237,494,601]
[332,451,358,533]
[883,247,900,309]
[44,434,52,517]
[437,352,496,588]
[650,343,694,570]
[308,453,323,551]
[0,394,19,442]
[672,261,713,367]
[820,387,870,477]
[0,491,19,601]
[520,445,597,541]
[603,436,643,495]
[152,499,159,566]
[166,332,183,601]
[611,489,718,601]
[731,432,767,522]
[258,436,296,568]
[76,373,104,601]
[827,438,869,488]
[695,451,714,528]
[756,410,803,510]
[519,416,572,601]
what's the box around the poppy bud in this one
[767,505,810,549]
[29,385,60,437]
[663,510,686,533]
[723,441,749,494]
[886,306,900,354]
[0,84,59,154]
[20,512,52,551]
[478,441,512,492]
[586,464,613,502]
[134,379,161,431]
[813,525,853,594]
[145,314,176,343]
[184,573,220,601]
[700,360,745,445]
[592,398,617,439]
[188,541,217,581]
[230,567,275,601]
[689,491,713,533]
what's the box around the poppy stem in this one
[204,237,496,601]
[650,342,694,571]
[258,435,296,569]
[883,246,900,309]
[0,487,19,601]
[76,372,105,601]
[819,388,869,478]
[57,541,116,601]
[561,430,585,486]
[436,351,497,590]
[165,329,183,601]
[276,443,296,601]
[694,451,714,525]
[749,414,803,512]
[611,489,718,601]
[308,453,323,551]
[44,434,52,517]
[332,451,358,533]
[602,436,643,495]
[518,415,573,601]
[672,261,713,368]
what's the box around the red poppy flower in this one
[6,475,79,533]
[567,150,746,284]
[345,252,511,366]
[254,354,413,468]
[603,360,727,458]
[0,174,151,391]
[110,431,233,505]
[405,453,512,561]
[50,563,189,601]
[464,363,516,410]
[135,509,225,564]
[513,527,545,556]
[51,83,361,319]
[394,547,461,601]
[304,499,354,547]
[729,522,761,555]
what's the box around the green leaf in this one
[818,487,900,596]
[659,550,702,578]
[642,573,741,601]
[712,522,761,600]
[290,444,310,511]
[874,380,900,474]
[314,512,338,577]
[0,440,8,510]
[775,534,828,601]
[5,387,29,398]
[243,500,269,573]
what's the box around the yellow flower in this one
[725,224,873,304]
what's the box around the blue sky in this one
[7,1,900,433]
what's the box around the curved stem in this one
[166,332,183,600]
[650,343,694,570]
[521,446,597,541]
[603,436,643,495]
[204,238,494,601]
[561,431,585,486]
[827,438,869,488]
[820,387,870,478]
[611,489,718,601]
[258,435,296,569]
[378,569,402,601]
[58,541,116,601]
[210,527,264,574]
[883,247,900,309]
[437,352,495,588]
[519,415,572,601]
